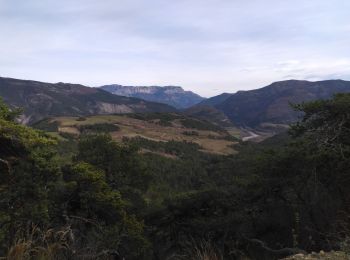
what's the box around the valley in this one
[34,113,240,155]
[1,2,349,258]
[1,77,350,259]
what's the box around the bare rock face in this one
[100,84,205,109]
[0,77,176,124]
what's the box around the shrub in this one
[78,123,120,133]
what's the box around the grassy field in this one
[40,114,239,155]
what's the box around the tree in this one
[0,99,58,253]
[76,134,151,213]
[59,162,150,258]
[291,93,350,158]
[0,97,22,121]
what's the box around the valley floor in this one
[38,114,239,155]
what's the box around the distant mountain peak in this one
[100,84,205,109]
[217,79,350,127]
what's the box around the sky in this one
[0,0,350,97]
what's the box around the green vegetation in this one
[77,123,120,133]
[32,118,59,132]
[207,133,240,141]
[32,113,238,155]
[128,112,183,126]
[0,99,150,259]
[180,117,224,131]
[125,136,202,156]
[76,116,86,121]
[2,94,350,259]
[129,112,224,131]
[183,130,200,136]
[128,112,183,122]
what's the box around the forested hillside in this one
[189,80,350,131]
[217,80,350,127]
[1,93,350,259]
[0,77,175,124]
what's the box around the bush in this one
[183,131,200,136]
[76,117,86,121]
[78,123,120,133]
[32,119,59,132]
[180,118,223,132]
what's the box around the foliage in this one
[59,162,150,258]
[32,119,59,132]
[180,118,224,132]
[128,112,182,122]
[77,123,120,134]
[173,239,224,260]
[6,226,73,260]
[207,133,239,142]
[0,102,150,259]
[291,93,350,157]
[3,94,350,259]
[76,116,86,121]
[0,97,22,121]
[76,134,150,194]
[183,130,200,136]
[124,136,202,157]
[0,102,59,255]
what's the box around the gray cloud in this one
[0,0,349,96]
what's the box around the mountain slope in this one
[184,105,234,127]
[100,84,204,109]
[0,77,176,124]
[197,92,232,107]
[214,80,350,127]
[185,93,234,127]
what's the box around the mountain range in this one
[188,80,350,130]
[1,77,350,133]
[0,77,175,124]
[100,84,204,109]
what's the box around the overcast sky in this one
[0,0,349,97]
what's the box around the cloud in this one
[0,0,349,97]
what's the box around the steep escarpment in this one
[100,84,205,109]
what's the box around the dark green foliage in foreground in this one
[145,93,350,259]
[76,134,151,213]
[0,100,150,259]
[59,162,150,258]
[291,93,350,154]
[0,99,59,253]
[0,97,22,121]
[2,94,350,259]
